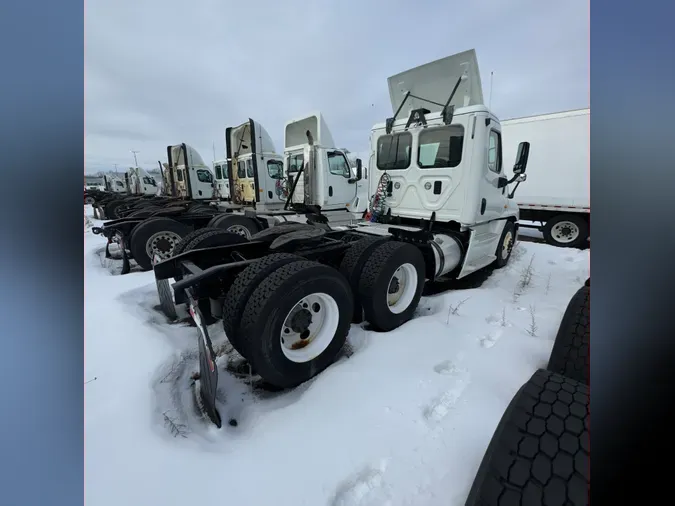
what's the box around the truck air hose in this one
[367,172,391,222]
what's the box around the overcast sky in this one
[85,0,588,174]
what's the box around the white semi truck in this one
[501,108,590,248]
[151,49,532,423]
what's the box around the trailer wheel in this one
[494,221,516,268]
[465,369,589,506]
[339,237,390,323]
[211,214,261,239]
[547,285,590,385]
[84,196,96,205]
[129,217,191,271]
[358,241,425,332]
[543,214,589,249]
[239,261,353,388]
[222,253,303,358]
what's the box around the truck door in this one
[189,168,215,199]
[325,150,357,209]
[478,127,508,221]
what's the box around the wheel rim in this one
[280,292,340,363]
[85,197,95,204]
[551,221,580,244]
[386,263,418,314]
[226,224,252,239]
[145,231,182,261]
[501,230,514,260]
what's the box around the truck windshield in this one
[376,132,412,170]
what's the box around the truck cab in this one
[165,143,215,200]
[225,119,287,211]
[363,49,529,278]
[283,112,368,217]
[125,167,159,196]
[213,159,230,200]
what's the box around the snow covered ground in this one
[84,206,589,506]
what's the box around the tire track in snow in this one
[423,361,471,425]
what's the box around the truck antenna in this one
[489,71,494,109]
[131,150,140,168]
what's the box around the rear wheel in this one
[238,261,353,388]
[543,214,589,249]
[358,241,425,332]
[211,214,261,239]
[129,217,191,271]
[222,253,303,358]
[339,237,389,323]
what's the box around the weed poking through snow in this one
[513,255,536,302]
[500,307,507,327]
[545,273,552,295]
[526,305,538,337]
[163,411,189,438]
[446,297,470,323]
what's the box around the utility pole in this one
[131,150,140,168]
[113,163,118,174]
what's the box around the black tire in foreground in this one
[172,227,220,257]
[156,277,177,321]
[465,369,589,506]
[542,214,589,249]
[339,236,389,323]
[547,286,590,385]
[358,241,425,332]
[129,217,191,271]
[238,261,353,388]
[222,253,303,359]
[494,221,516,268]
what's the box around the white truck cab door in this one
[325,150,357,209]
[478,127,508,221]
[190,168,215,199]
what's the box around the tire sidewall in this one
[244,267,353,387]
[495,221,516,268]
[213,214,261,238]
[543,215,589,249]
[361,243,425,332]
[130,218,191,270]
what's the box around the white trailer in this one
[501,108,590,248]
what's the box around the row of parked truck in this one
[87,49,589,505]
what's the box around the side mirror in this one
[355,158,363,180]
[513,141,530,174]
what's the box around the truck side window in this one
[488,130,502,173]
[417,126,464,169]
[376,132,412,170]
[267,160,284,179]
[214,164,223,179]
[196,169,213,183]
[176,169,184,182]
[246,159,254,178]
[287,154,304,174]
[237,161,246,179]
[327,152,351,178]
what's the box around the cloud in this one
[85,0,588,173]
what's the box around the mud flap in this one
[187,289,222,428]
[120,236,131,275]
[105,239,112,259]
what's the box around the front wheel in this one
[494,221,516,268]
